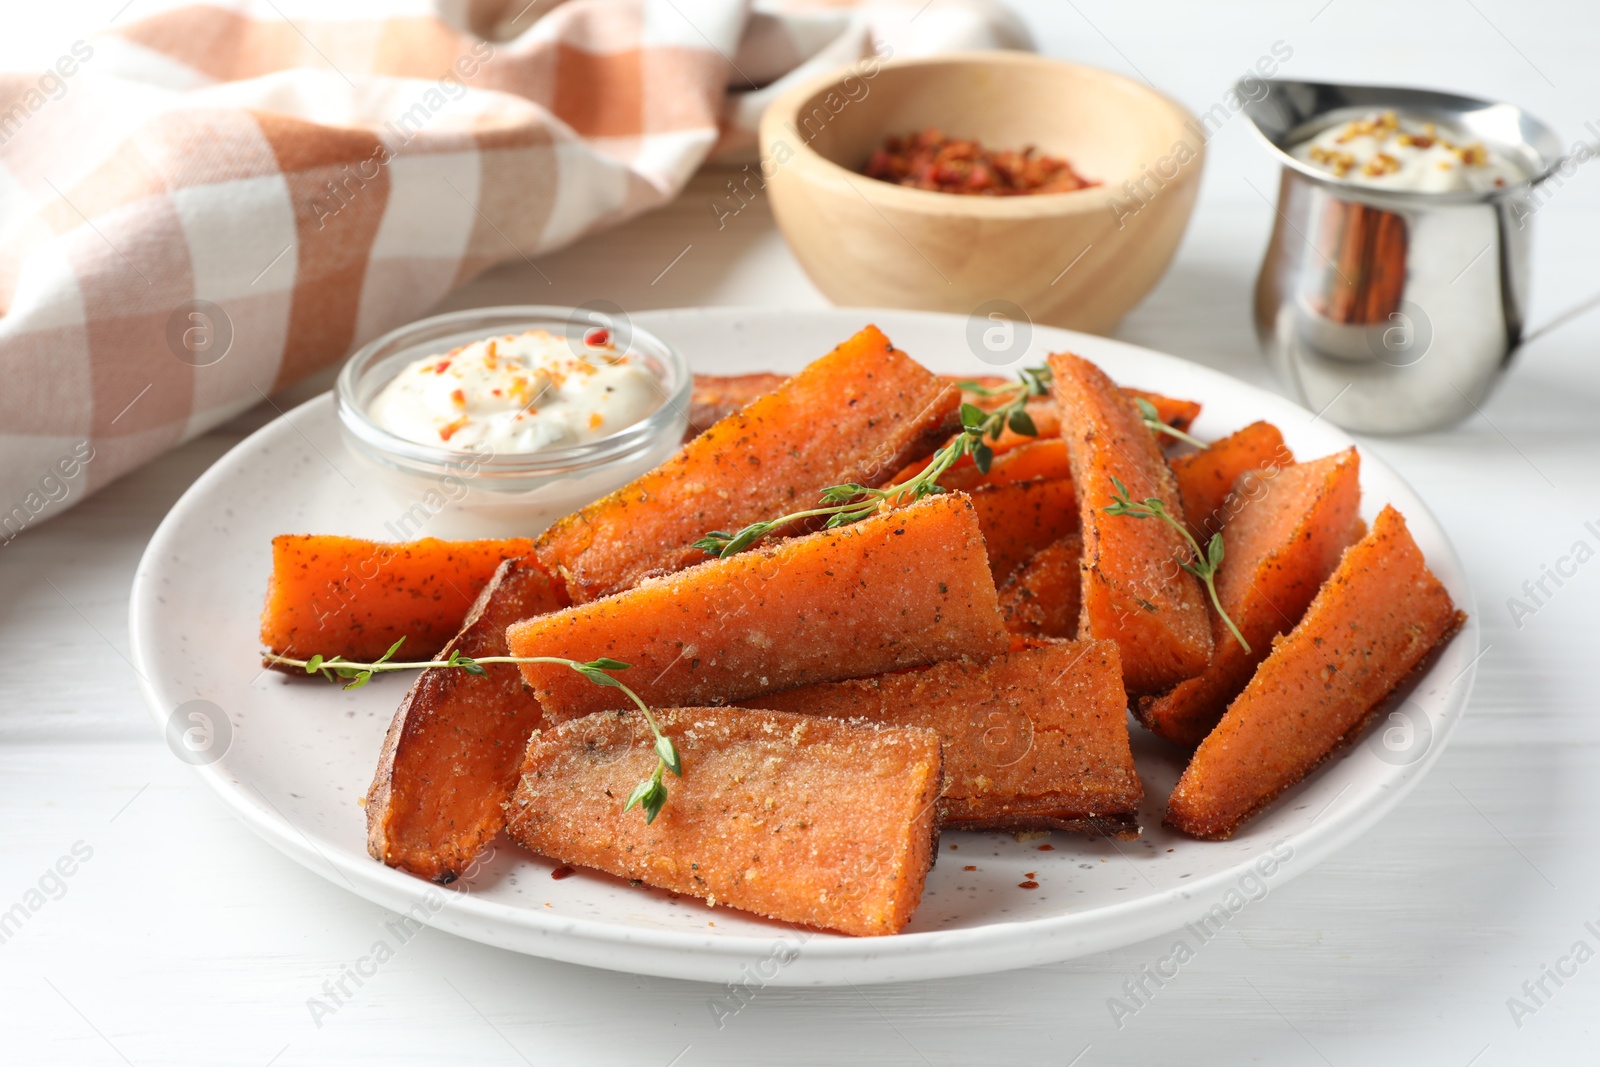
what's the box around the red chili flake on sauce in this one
[1018,880,1040,890]
[963,865,977,872]
[584,327,610,347]
[1037,844,1055,851]
[433,360,452,374]
[864,127,1100,196]
[551,865,576,880]
[1025,871,1037,879]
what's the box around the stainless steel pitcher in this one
[1243,81,1569,434]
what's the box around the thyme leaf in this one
[270,641,681,822]
[1103,476,1250,653]
[1133,397,1208,450]
[696,364,1053,558]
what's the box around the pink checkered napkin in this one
[0,0,1025,538]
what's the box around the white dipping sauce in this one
[368,329,661,453]
[1292,110,1524,193]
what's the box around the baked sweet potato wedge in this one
[505,706,942,936]
[947,374,1013,396]
[946,380,1063,459]
[535,325,959,603]
[751,639,1142,835]
[951,377,1198,431]
[260,535,534,663]
[1139,448,1363,747]
[509,493,1008,722]
[999,533,1083,639]
[1170,421,1293,540]
[967,478,1079,581]
[365,557,567,882]
[891,388,1197,487]
[1166,505,1465,839]
[1051,352,1213,694]
[686,372,788,439]
[902,437,1074,492]
[978,437,1073,486]
[1125,388,1201,435]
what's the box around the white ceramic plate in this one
[129,307,1479,986]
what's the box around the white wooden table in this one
[5,3,1599,1063]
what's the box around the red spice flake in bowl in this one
[864,127,1099,196]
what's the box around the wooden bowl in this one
[759,52,1204,336]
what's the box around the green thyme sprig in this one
[1132,397,1207,450]
[1103,476,1250,653]
[694,365,1053,558]
[271,639,682,822]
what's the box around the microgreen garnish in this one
[1103,476,1250,653]
[1133,397,1207,450]
[272,640,681,823]
[694,365,1053,558]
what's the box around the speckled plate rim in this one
[129,307,1479,986]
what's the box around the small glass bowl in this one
[336,306,690,536]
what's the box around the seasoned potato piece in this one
[967,478,1079,581]
[1051,352,1213,694]
[508,493,1008,721]
[1124,388,1201,434]
[535,325,959,603]
[1166,505,1465,839]
[261,535,534,663]
[1139,449,1362,748]
[891,388,1198,486]
[685,372,788,438]
[751,640,1141,835]
[999,533,1083,639]
[365,558,565,882]
[911,437,1073,492]
[1170,421,1292,541]
[975,437,1073,486]
[505,707,942,936]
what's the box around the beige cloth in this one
[0,0,1027,540]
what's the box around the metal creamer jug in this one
[1244,81,1570,434]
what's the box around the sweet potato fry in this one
[946,378,1063,457]
[535,325,959,603]
[966,438,1081,489]
[751,640,1141,835]
[685,372,788,438]
[1170,421,1293,540]
[977,398,1062,456]
[890,387,1197,486]
[509,493,1008,722]
[1166,505,1465,839]
[260,535,534,663]
[980,437,1073,486]
[1125,388,1201,434]
[364,558,567,882]
[999,533,1083,639]
[505,707,942,936]
[905,437,1074,493]
[1138,449,1362,747]
[1051,352,1213,694]
[949,376,1198,431]
[967,478,1079,581]
[946,374,1013,396]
